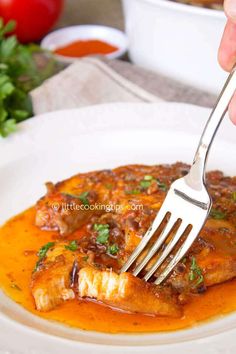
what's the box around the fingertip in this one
[219,3,236,125]
[218,20,236,72]
[218,44,232,72]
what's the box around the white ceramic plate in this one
[0,102,235,354]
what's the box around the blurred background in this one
[0,0,226,137]
[57,0,124,30]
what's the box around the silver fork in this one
[121,67,236,285]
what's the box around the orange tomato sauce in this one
[0,207,236,334]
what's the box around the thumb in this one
[225,0,236,22]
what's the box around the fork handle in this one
[186,67,236,190]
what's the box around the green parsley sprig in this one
[34,241,55,272]
[79,191,90,206]
[210,208,226,220]
[107,244,119,255]
[140,175,153,189]
[189,256,204,287]
[65,240,78,251]
[139,175,168,191]
[62,191,90,206]
[94,223,110,244]
[94,224,120,256]
[0,19,57,137]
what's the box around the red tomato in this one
[0,0,64,43]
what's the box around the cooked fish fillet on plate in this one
[0,103,235,353]
[31,163,236,317]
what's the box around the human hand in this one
[218,0,236,124]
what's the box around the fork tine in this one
[120,206,168,273]
[154,225,202,285]
[143,221,189,282]
[133,215,178,276]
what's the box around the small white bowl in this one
[41,25,128,62]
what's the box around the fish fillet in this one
[78,267,181,317]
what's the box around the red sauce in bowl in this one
[54,39,118,58]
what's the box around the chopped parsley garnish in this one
[140,175,154,189]
[65,240,78,251]
[140,180,151,189]
[83,256,89,262]
[34,242,55,272]
[189,257,204,286]
[143,175,153,181]
[128,175,168,193]
[38,242,55,259]
[157,179,168,191]
[127,175,168,193]
[34,260,41,273]
[62,192,80,199]
[108,244,119,255]
[210,208,226,220]
[62,191,90,207]
[125,189,140,195]
[94,224,110,244]
[79,191,90,206]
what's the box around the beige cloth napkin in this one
[31,58,160,115]
[31,57,217,115]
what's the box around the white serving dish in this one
[41,25,128,63]
[122,0,227,94]
[0,102,236,353]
